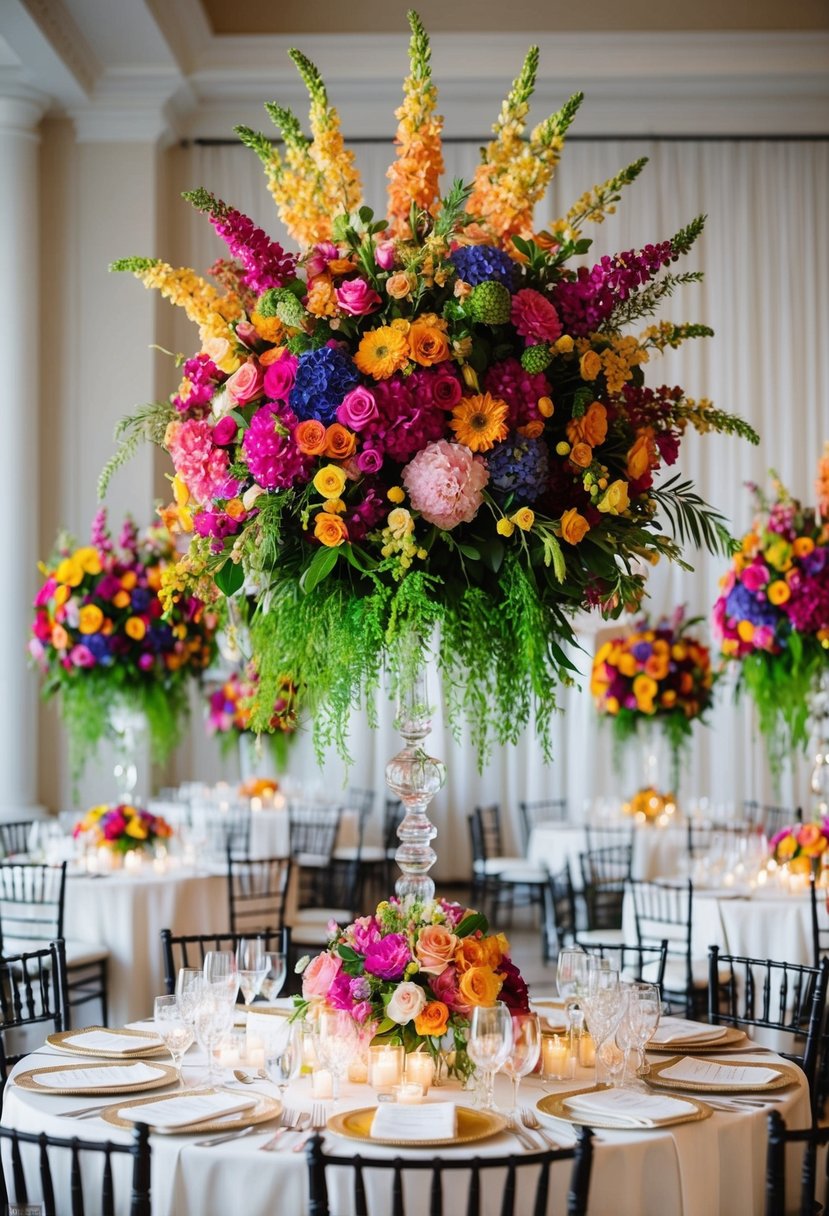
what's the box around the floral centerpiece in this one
[293,897,529,1076]
[104,10,756,774]
[206,663,297,770]
[30,508,218,781]
[591,606,715,804]
[769,820,829,876]
[73,802,173,856]
[712,465,829,772]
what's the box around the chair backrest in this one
[742,800,799,835]
[160,927,290,995]
[579,846,633,932]
[305,1128,594,1216]
[580,939,668,992]
[289,804,342,862]
[708,946,829,1116]
[346,787,376,818]
[0,862,66,953]
[0,1121,151,1216]
[545,863,577,950]
[518,800,568,850]
[764,1109,829,1216]
[227,854,292,936]
[474,805,504,860]
[584,825,634,855]
[0,820,37,859]
[0,939,70,1083]
[629,879,694,1017]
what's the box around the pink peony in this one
[336,278,382,316]
[226,360,264,406]
[510,288,563,345]
[168,418,239,505]
[741,562,770,592]
[302,951,343,999]
[263,351,299,402]
[337,386,379,431]
[402,440,489,530]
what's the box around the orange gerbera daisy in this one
[450,393,509,452]
[354,326,410,380]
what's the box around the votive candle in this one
[393,1082,423,1104]
[311,1068,333,1099]
[541,1034,568,1080]
[404,1053,435,1093]
[368,1045,404,1092]
[579,1033,596,1068]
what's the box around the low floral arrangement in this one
[104,10,756,768]
[293,896,529,1076]
[73,802,174,855]
[29,508,218,780]
[769,820,829,874]
[590,606,715,787]
[206,664,297,769]
[712,464,829,770]
[621,787,678,823]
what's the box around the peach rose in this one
[570,442,593,468]
[626,430,657,480]
[415,925,459,976]
[560,508,590,545]
[302,951,343,999]
[408,321,450,367]
[414,1001,449,1037]
[457,965,504,1008]
[579,350,602,381]
[386,981,427,1025]
[295,420,327,456]
[324,423,357,460]
[226,360,264,406]
[797,823,828,857]
[386,272,414,300]
[314,513,349,547]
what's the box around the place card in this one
[370,1101,456,1141]
[58,1029,163,1055]
[117,1091,256,1130]
[658,1057,781,1087]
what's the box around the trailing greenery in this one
[98,401,178,499]
[739,639,825,775]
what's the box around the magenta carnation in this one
[510,288,562,345]
[483,358,549,429]
[242,404,312,490]
[168,419,239,504]
[402,440,489,530]
[361,374,447,463]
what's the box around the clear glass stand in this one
[809,667,829,820]
[107,704,146,803]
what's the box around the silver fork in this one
[506,1113,540,1152]
[259,1107,304,1151]
[520,1106,564,1149]
[292,1102,327,1153]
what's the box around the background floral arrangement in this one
[206,663,297,769]
[30,508,218,780]
[769,820,829,873]
[104,10,756,764]
[590,606,715,786]
[73,801,174,855]
[293,897,529,1076]
[712,464,829,770]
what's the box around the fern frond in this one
[603,272,703,330]
[98,402,178,500]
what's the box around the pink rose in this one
[741,562,770,592]
[375,240,396,271]
[430,964,471,1015]
[356,448,383,475]
[510,288,563,345]
[235,321,259,348]
[415,924,459,976]
[753,625,776,650]
[306,241,340,279]
[226,360,264,406]
[336,278,382,317]
[337,386,379,431]
[212,416,238,447]
[301,951,343,999]
[386,981,427,1025]
[263,352,299,402]
[402,440,489,530]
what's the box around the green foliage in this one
[671,214,707,258]
[605,272,704,330]
[97,401,178,499]
[739,642,826,775]
[651,475,737,557]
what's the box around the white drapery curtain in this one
[169,137,829,877]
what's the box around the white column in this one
[0,90,48,820]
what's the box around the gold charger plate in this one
[645,1056,800,1094]
[47,1028,167,1060]
[327,1105,507,1148]
[100,1088,282,1135]
[647,1026,747,1054]
[15,1060,177,1096]
[538,1086,711,1131]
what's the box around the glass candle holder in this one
[393,1081,423,1104]
[368,1045,404,1093]
[541,1033,569,1081]
[404,1052,435,1093]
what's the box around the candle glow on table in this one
[404,1053,435,1093]
[579,1033,596,1068]
[368,1045,404,1091]
[393,1081,423,1104]
[311,1068,333,1099]
[541,1034,568,1080]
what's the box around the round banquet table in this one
[527,822,688,885]
[0,1018,810,1216]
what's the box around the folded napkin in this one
[658,1057,781,1087]
[117,1091,256,1130]
[33,1063,163,1090]
[650,1019,728,1045]
[63,1030,162,1055]
[370,1102,457,1141]
[564,1088,696,1128]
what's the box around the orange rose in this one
[567,401,608,448]
[570,442,593,468]
[457,965,504,1008]
[295,419,327,456]
[455,938,486,973]
[579,350,602,381]
[560,508,590,545]
[324,424,357,460]
[386,272,414,300]
[797,823,827,857]
[517,420,545,439]
[626,429,657,480]
[313,513,349,547]
[414,1001,449,1037]
[408,321,450,367]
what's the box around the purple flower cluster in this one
[172,354,222,415]
[449,245,516,288]
[486,433,550,504]
[90,507,113,554]
[242,403,311,490]
[359,373,448,465]
[724,582,779,630]
[289,347,359,423]
[554,242,675,336]
[209,206,296,296]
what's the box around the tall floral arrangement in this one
[293,897,529,1074]
[712,466,829,770]
[30,508,218,779]
[103,11,756,765]
[206,663,297,769]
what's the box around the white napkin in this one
[62,1030,162,1055]
[32,1063,164,1090]
[564,1087,696,1128]
[370,1102,457,1141]
[658,1057,781,1087]
[117,1091,256,1130]
[650,1019,728,1045]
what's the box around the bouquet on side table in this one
[73,802,174,856]
[105,9,757,774]
[292,897,529,1078]
[29,508,218,782]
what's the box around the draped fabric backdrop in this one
[168,138,829,878]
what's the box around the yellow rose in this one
[626,430,656,481]
[387,486,405,504]
[579,350,602,381]
[55,558,83,588]
[313,513,349,547]
[457,965,504,1008]
[313,465,348,499]
[510,508,535,532]
[554,335,574,354]
[597,480,630,515]
[387,508,414,539]
[560,508,590,545]
[496,518,515,537]
[75,547,102,577]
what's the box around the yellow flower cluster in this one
[380,508,426,578]
[137,263,243,343]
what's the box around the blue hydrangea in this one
[486,434,550,504]
[289,347,359,424]
[449,245,516,289]
[725,582,778,629]
[85,634,113,664]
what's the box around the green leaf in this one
[457,543,481,560]
[337,944,361,962]
[214,561,245,596]
[299,546,339,595]
[358,205,375,226]
[456,911,489,938]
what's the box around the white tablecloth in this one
[0,1026,809,1216]
[527,823,687,885]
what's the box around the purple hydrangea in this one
[485,433,550,504]
[449,245,516,288]
[724,582,779,630]
[289,347,359,424]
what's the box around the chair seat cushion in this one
[577,929,625,946]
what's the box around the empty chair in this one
[205,803,251,859]
[0,820,36,859]
[470,806,547,929]
[764,1109,829,1216]
[160,928,290,995]
[227,853,292,936]
[0,1122,150,1216]
[288,803,359,965]
[629,879,706,1018]
[542,863,578,959]
[305,1127,594,1216]
[577,939,668,991]
[578,845,633,943]
[0,939,70,1087]
[0,862,108,1026]
[708,947,829,1118]
[742,800,800,836]
[584,824,635,855]
[518,799,568,851]
[333,788,387,907]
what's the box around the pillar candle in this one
[541,1034,568,1080]
[311,1068,333,1099]
[368,1045,404,1091]
[404,1053,435,1093]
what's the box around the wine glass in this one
[556,947,590,1025]
[264,1022,301,1100]
[626,983,662,1079]
[313,1009,358,1103]
[193,987,234,1085]
[502,1012,541,1113]
[466,1002,513,1111]
[260,952,287,1004]
[203,951,239,1005]
[580,967,627,1087]
[236,938,268,1008]
[153,994,195,1086]
[175,968,203,1024]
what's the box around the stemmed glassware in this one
[502,1012,541,1113]
[624,983,662,1081]
[203,951,240,1005]
[556,947,591,1023]
[175,968,203,1024]
[260,952,287,1004]
[236,939,269,1009]
[466,1002,514,1111]
[153,994,195,1087]
[264,1022,301,1100]
[580,966,628,1086]
[314,1009,358,1103]
[193,986,234,1086]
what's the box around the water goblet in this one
[193,987,234,1085]
[236,938,268,1008]
[203,951,239,1005]
[502,1012,541,1113]
[556,947,590,1026]
[580,967,627,1087]
[175,968,203,1024]
[314,1009,358,1103]
[466,1002,513,1111]
[627,982,662,1078]
[154,994,195,1086]
[264,1022,301,1101]
[260,952,287,1004]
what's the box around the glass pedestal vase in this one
[107,704,146,804]
[385,633,446,902]
[808,667,829,820]
[623,721,678,824]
